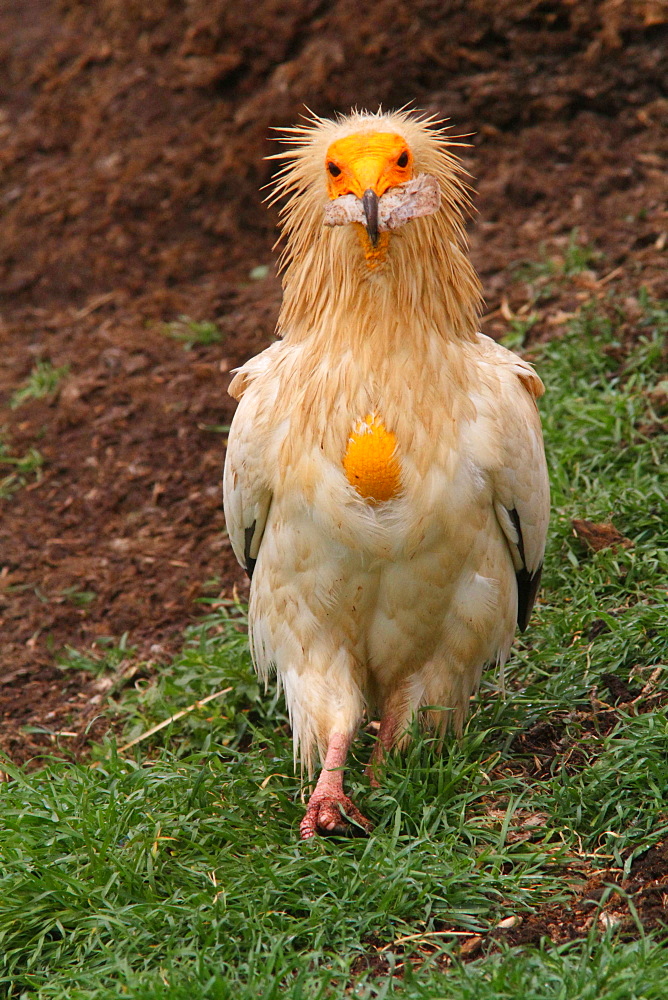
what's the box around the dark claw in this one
[300,794,373,839]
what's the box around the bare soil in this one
[349,838,668,976]
[0,0,666,932]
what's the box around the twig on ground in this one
[118,687,233,752]
[380,929,474,951]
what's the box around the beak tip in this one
[362,188,380,247]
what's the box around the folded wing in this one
[223,359,274,580]
[479,336,550,631]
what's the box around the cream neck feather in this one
[268,109,483,356]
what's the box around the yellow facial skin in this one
[325,132,413,266]
[325,132,413,199]
[343,413,401,504]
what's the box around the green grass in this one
[57,633,136,677]
[1,289,667,997]
[512,228,603,303]
[164,316,223,350]
[59,587,98,608]
[0,430,44,499]
[10,360,70,409]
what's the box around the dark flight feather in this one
[509,507,542,631]
[244,522,257,579]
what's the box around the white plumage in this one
[223,109,549,838]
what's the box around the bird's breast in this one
[342,412,401,504]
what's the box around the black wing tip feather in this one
[244,523,257,580]
[508,506,543,630]
[516,564,543,632]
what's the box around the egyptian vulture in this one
[223,109,549,839]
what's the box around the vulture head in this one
[268,109,482,341]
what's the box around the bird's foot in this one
[300,792,373,839]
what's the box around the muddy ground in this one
[0,1,666,935]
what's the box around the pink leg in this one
[300,732,372,839]
[365,712,398,788]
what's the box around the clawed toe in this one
[300,794,372,839]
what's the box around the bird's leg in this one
[365,712,398,788]
[300,731,372,839]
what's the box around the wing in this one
[478,336,550,631]
[222,360,275,580]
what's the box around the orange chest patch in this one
[343,413,401,504]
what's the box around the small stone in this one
[598,912,622,930]
[459,935,483,957]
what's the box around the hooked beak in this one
[362,189,379,247]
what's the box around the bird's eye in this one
[327,162,341,177]
[397,151,409,168]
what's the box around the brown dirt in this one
[349,838,668,977]
[490,839,668,947]
[348,827,668,975]
[0,0,665,792]
[346,835,668,986]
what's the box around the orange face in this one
[325,131,413,200]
